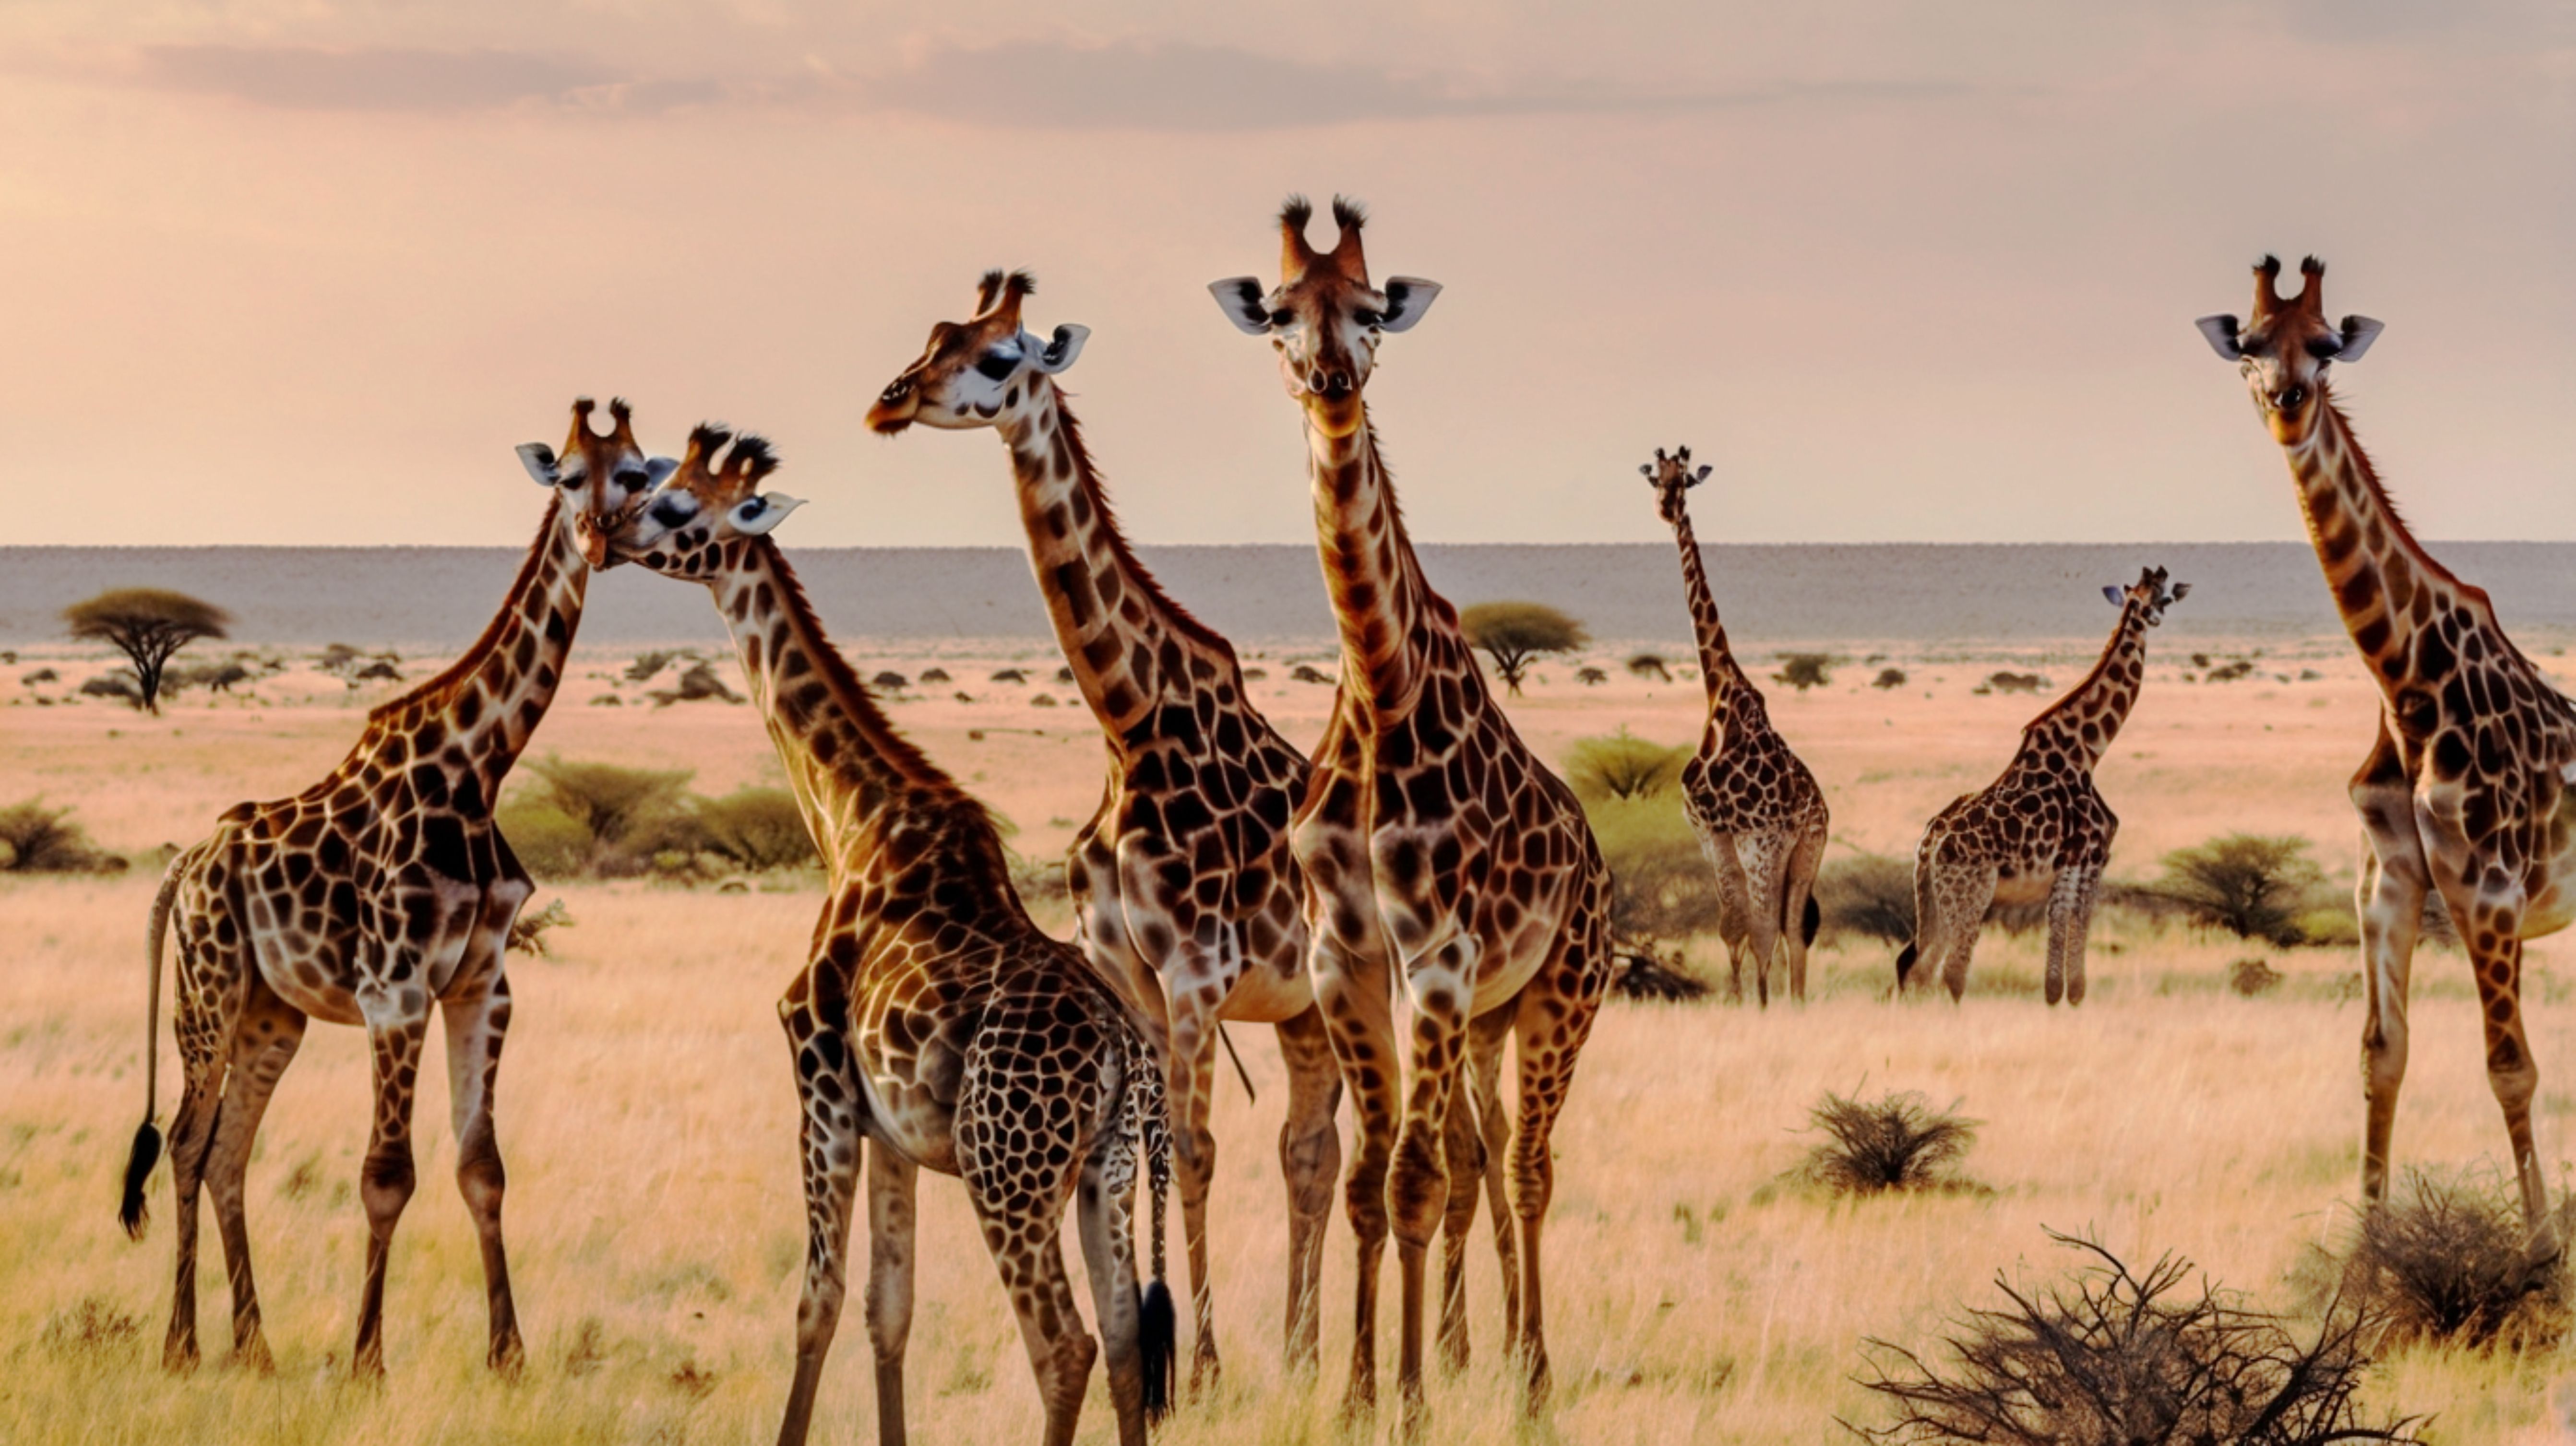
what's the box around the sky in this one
[0,2,2568,548]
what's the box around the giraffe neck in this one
[998,381,1235,734]
[710,538,1021,913]
[1306,410,1438,718]
[2026,602,2152,770]
[406,495,588,801]
[1667,504,1749,707]
[2281,390,2471,690]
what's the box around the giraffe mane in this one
[394,491,568,720]
[1049,402,1232,655]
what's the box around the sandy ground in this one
[7,630,2576,1443]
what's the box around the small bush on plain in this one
[1565,727,1690,802]
[1854,1233,2416,1446]
[2151,833,2324,946]
[1583,794,1725,947]
[1818,853,1916,946]
[2229,958,2282,997]
[2339,1167,2573,1349]
[0,800,114,873]
[1801,1089,1976,1195]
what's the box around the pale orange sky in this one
[0,2,2568,547]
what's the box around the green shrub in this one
[495,800,593,880]
[1583,794,1723,944]
[2150,833,2324,946]
[1819,852,1916,946]
[1564,727,1690,803]
[696,787,818,871]
[526,757,693,858]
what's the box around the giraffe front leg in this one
[863,1143,918,1446]
[351,984,432,1380]
[2043,863,2102,1007]
[776,1003,865,1446]
[2438,871,2555,1262]
[440,973,521,1374]
[1158,964,1224,1390]
[1273,1004,1341,1375]
[1435,1067,1480,1374]
[1311,931,1396,1423]
[2353,751,2426,1211]
[204,979,305,1373]
[1466,1007,1520,1365]
[1388,935,1476,1430]
[1509,929,1608,1413]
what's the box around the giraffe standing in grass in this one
[1644,445,1828,1005]
[605,425,1174,1446]
[869,270,1342,1380]
[118,398,669,1377]
[1211,196,1612,1424]
[1896,567,2185,1005]
[2197,255,2568,1258]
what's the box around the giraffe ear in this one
[2194,314,2243,361]
[729,493,805,537]
[644,455,681,488]
[2169,581,2192,603]
[1377,277,1442,333]
[2103,586,2124,606]
[1029,324,1089,375]
[516,442,560,486]
[2332,315,2384,363]
[1209,278,1273,335]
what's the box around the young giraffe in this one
[867,270,1343,1380]
[604,425,1175,1446]
[2197,255,2566,1258]
[1644,445,1828,1006]
[1211,197,1613,1422]
[1896,567,2187,1005]
[117,398,669,1376]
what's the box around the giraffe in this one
[2197,254,2568,1258]
[1896,568,2186,1006]
[603,424,1176,1446]
[867,270,1343,1381]
[1643,445,1829,1006]
[1210,196,1614,1423]
[115,398,668,1377]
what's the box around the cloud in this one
[133,44,673,113]
[859,39,1982,131]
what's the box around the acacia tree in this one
[63,588,230,714]
[1459,601,1588,696]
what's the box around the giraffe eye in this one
[1268,310,1293,328]
[974,351,1019,381]
[1353,309,1382,329]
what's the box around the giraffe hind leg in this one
[202,977,306,1372]
[441,974,522,1373]
[775,998,864,1446]
[1435,1065,1479,1374]
[1075,1116,1150,1446]
[161,922,248,1372]
[1273,1004,1341,1375]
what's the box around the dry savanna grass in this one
[8,636,2576,1442]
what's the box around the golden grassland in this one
[7,637,2576,1443]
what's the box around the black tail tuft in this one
[1138,1278,1176,1422]
[1894,943,1918,990]
[1801,894,1822,948]
[119,1118,162,1241]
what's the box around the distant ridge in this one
[8,542,2576,649]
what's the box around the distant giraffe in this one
[1897,568,2187,1005]
[1211,196,1613,1424]
[1643,445,1828,1005]
[117,398,669,1376]
[869,270,1341,1380]
[2198,255,2566,1257]
[606,425,1174,1446]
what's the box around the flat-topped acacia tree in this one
[65,588,230,714]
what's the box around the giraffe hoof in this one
[163,1338,200,1375]
[236,1335,275,1375]
[490,1336,526,1380]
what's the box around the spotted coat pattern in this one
[611,426,1173,1446]
[1646,447,1830,1006]
[2200,254,2570,1256]
[867,271,1340,1380]
[1216,197,1612,1424]
[119,398,653,1379]
[1900,569,2182,1007]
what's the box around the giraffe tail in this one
[1126,1023,1176,1421]
[120,854,183,1241]
[1801,893,1822,948]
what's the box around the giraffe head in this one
[2194,256,2384,446]
[1640,445,1715,528]
[1208,195,1441,438]
[867,270,1091,435]
[513,398,677,569]
[606,424,804,581]
[2102,565,2190,626]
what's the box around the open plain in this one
[6,633,2576,1443]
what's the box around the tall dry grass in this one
[7,877,2576,1443]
